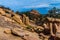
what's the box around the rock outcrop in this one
[0,6,60,40]
[12,28,40,40]
[47,17,60,22]
[0,7,41,40]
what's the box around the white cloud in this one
[51,0,60,3]
[23,4,50,8]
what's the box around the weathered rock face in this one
[0,14,41,40]
[0,8,6,15]
[30,10,40,16]
[0,15,21,28]
[11,28,40,40]
[0,8,41,40]
[1,7,60,40]
[47,17,60,22]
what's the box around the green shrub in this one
[26,25,32,29]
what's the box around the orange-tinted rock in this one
[4,28,11,34]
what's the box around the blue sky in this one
[0,0,60,14]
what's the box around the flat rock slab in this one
[12,28,40,40]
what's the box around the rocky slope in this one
[0,7,60,40]
[0,14,40,40]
